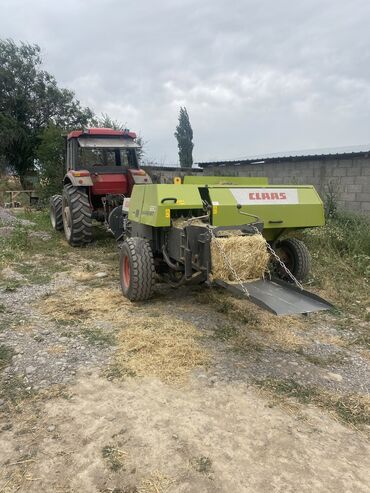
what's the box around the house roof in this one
[198,144,370,168]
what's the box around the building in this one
[198,146,370,214]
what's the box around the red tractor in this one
[50,128,151,246]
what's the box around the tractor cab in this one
[65,128,149,197]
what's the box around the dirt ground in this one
[0,214,369,492]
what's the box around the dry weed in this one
[70,271,95,282]
[139,470,175,493]
[255,378,370,428]
[204,291,306,351]
[37,287,131,324]
[47,345,67,354]
[38,287,210,383]
[114,315,210,383]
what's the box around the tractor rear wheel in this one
[50,194,63,231]
[62,185,92,246]
[120,237,155,301]
[274,238,311,282]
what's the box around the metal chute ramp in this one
[215,278,333,316]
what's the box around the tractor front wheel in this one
[50,194,63,231]
[273,238,311,282]
[62,185,92,246]
[120,237,155,301]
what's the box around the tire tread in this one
[276,237,311,282]
[63,185,92,246]
[120,237,155,301]
[50,194,63,231]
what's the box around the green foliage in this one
[174,106,194,168]
[36,124,65,198]
[190,456,213,474]
[303,211,370,271]
[255,378,370,426]
[101,445,126,471]
[82,327,116,346]
[93,113,126,130]
[93,113,145,162]
[323,180,339,218]
[0,39,93,186]
[0,344,14,370]
[0,210,67,268]
[300,211,369,317]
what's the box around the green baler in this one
[115,176,331,315]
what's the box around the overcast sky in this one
[2,0,370,164]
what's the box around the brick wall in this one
[203,157,370,214]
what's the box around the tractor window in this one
[78,148,138,169]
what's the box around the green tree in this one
[36,124,65,198]
[93,113,145,162]
[174,107,194,168]
[93,113,126,131]
[0,39,93,187]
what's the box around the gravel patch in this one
[28,231,52,241]
[0,226,15,238]
[164,290,370,395]
[0,273,115,390]
[0,206,34,226]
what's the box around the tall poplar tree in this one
[174,107,193,168]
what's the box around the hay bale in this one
[211,234,270,282]
[172,217,206,228]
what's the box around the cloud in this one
[1,0,370,163]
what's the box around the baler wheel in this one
[274,238,311,282]
[62,185,92,246]
[120,237,155,301]
[50,194,63,231]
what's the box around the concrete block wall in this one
[203,157,370,214]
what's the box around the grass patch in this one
[54,319,79,328]
[349,334,370,350]
[256,378,319,404]
[16,209,52,230]
[303,353,344,367]
[301,211,369,318]
[82,327,116,346]
[102,445,127,471]
[0,344,14,370]
[0,210,70,269]
[0,313,21,332]
[213,323,239,341]
[190,456,213,474]
[14,260,68,285]
[211,318,265,353]
[103,363,136,380]
[255,377,370,427]
[0,375,32,404]
[295,347,345,367]
[197,290,305,352]
[0,280,24,292]
[197,290,260,326]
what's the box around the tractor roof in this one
[67,128,137,140]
